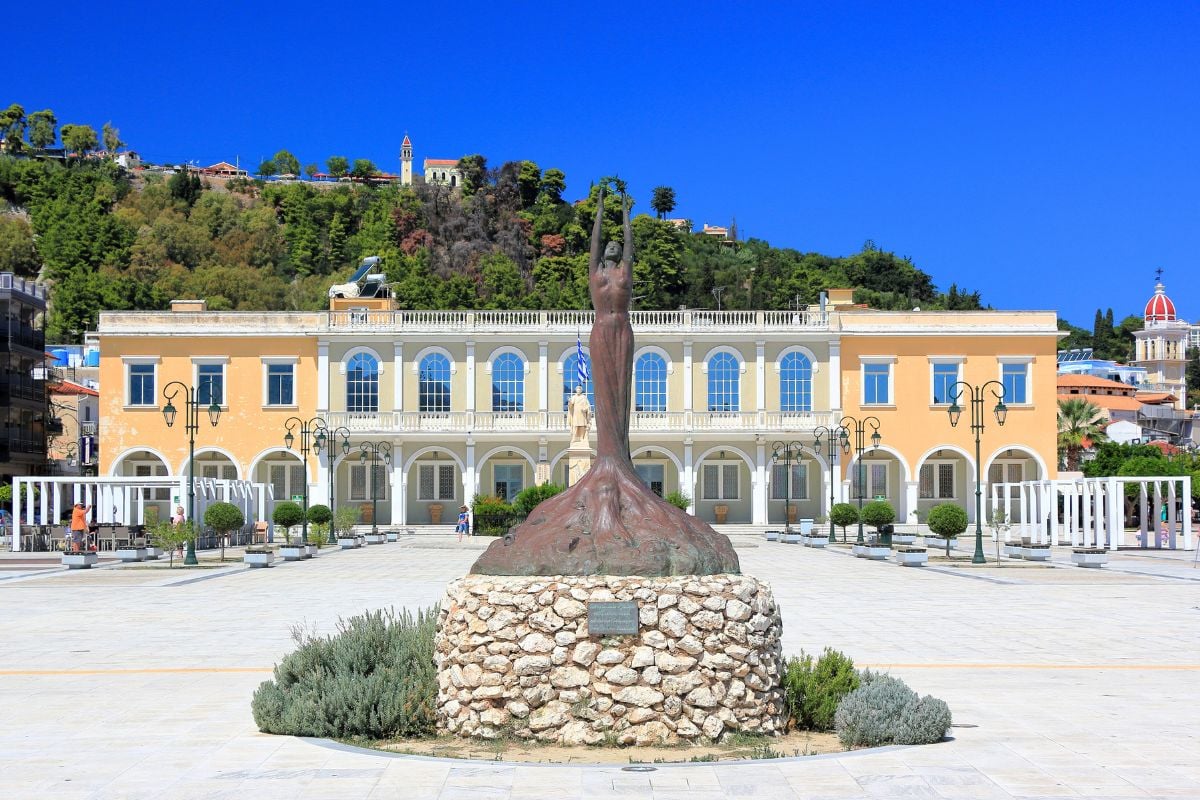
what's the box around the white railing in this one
[323,410,836,435]
[328,308,829,332]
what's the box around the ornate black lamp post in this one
[839,415,882,545]
[947,380,1008,564]
[325,425,351,516]
[770,440,803,533]
[161,381,222,565]
[284,416,332,545]
[812,424,852,542]
[358,441,392,537]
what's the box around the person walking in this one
[69,503,91,553]
[456,505,470,542]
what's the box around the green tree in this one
[1187,347,1200,409]
[101,121,124,153]
[457,154,488,196]
[516,160,541,207]
[304,163,318,180]
[60,123,98,156]
[307,504,332,525]
[204,502,245,561]
[1057,398,1107,470]
[539,168,566,202]
[327,155,349,178]
[273,149,300,176]
[27,109,57,149]
[650,185,676,219]
[272,501,305,542]
[0,103,26,153]
[350,158,377,181]
[860,500,895,537]
[926,503,968,555]
[829,503,859,542]
[257,159,277,179]
[0,217,39,276]
[168,168,202,206]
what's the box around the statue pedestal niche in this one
[435,573,785,745]
[565,443,594,487]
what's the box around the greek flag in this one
[576,336,591,388]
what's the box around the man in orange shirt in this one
[70,503,91,552]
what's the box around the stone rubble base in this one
[435,573,786,746]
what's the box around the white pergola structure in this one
[9,475,273,552]
[991,476,1193,550]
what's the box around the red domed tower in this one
[1132,273,1188,410]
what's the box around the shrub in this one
[664,490,692,511]
[149,520,194,567]
[472,495,517,537]
[333,505,359,536]
[782,648,860,731]
[834,672,951,747]
[860,501,895,532]
[829,503,858,541]
[204,502,244,535]
[307,504,332,525]
[512,483,564,515]
[307,522,330,547]
[252,607,438,739]
[927,503,968,555]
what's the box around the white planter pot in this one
[764,530,780,542]
[116,548,147,563]
[279,546,305,562]
[365,533,386,545]
[781,533,802,544]
[925,536,956,550]
[1003,544,1023,559]
[864,546,890,560]
[305,544,319,558]
[894,548,928,567]
[1021,547,1052,562]
[798,519,814,535]
[62,552,98,569]
[244,551,274,568]
[386,531,399,542]
[803,536,828,548]
[338,537,358,550]
[892,534,917,545]
[1071,550,1108,568]
[144,547,162,560]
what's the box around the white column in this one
[1107,476,1123,549]
[1049,482,1061,544]
[393,342,404,412]
[1081,481,1093,546]
[828,341,841,411]
[752,442,767,525]
[755,341,765,413]
[317,341,329,414]
[683,341,693,411]
[538,341,548,412]
[466,341,476,410]
[389,444,403,527]
[683,439,694,515]
[464,440,477,508]
[904,482,918,529]
[1094,480,1107,549]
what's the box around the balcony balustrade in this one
[327,308,828,333]
[324,409,836,436]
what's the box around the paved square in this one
[1,537,1197,799]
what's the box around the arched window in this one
[635,352,667,412]
[492,352,525,413]
[562,351,594,411]
[707,352,740,412]
[780,351,813,412]
[346,353,379,412]
[419,353,451,413]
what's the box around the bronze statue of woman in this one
[471,185,739,577]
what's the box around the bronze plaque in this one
[587,601,639,635]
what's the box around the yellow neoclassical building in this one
[97,293,1060,528]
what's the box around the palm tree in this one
[1057,398,1108,470]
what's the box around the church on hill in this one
[398,134,463,188]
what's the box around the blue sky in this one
[12,1,1199,326]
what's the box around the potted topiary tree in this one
[859,501,895,556]
[272,501,305,561]
[829,503,859,544]
[926,503,968,556]
[204,502,244,563]
[305,504,332,555]
[334,505,360,548]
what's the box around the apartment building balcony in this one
[327,308,829,334]
[324,409,838,436]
